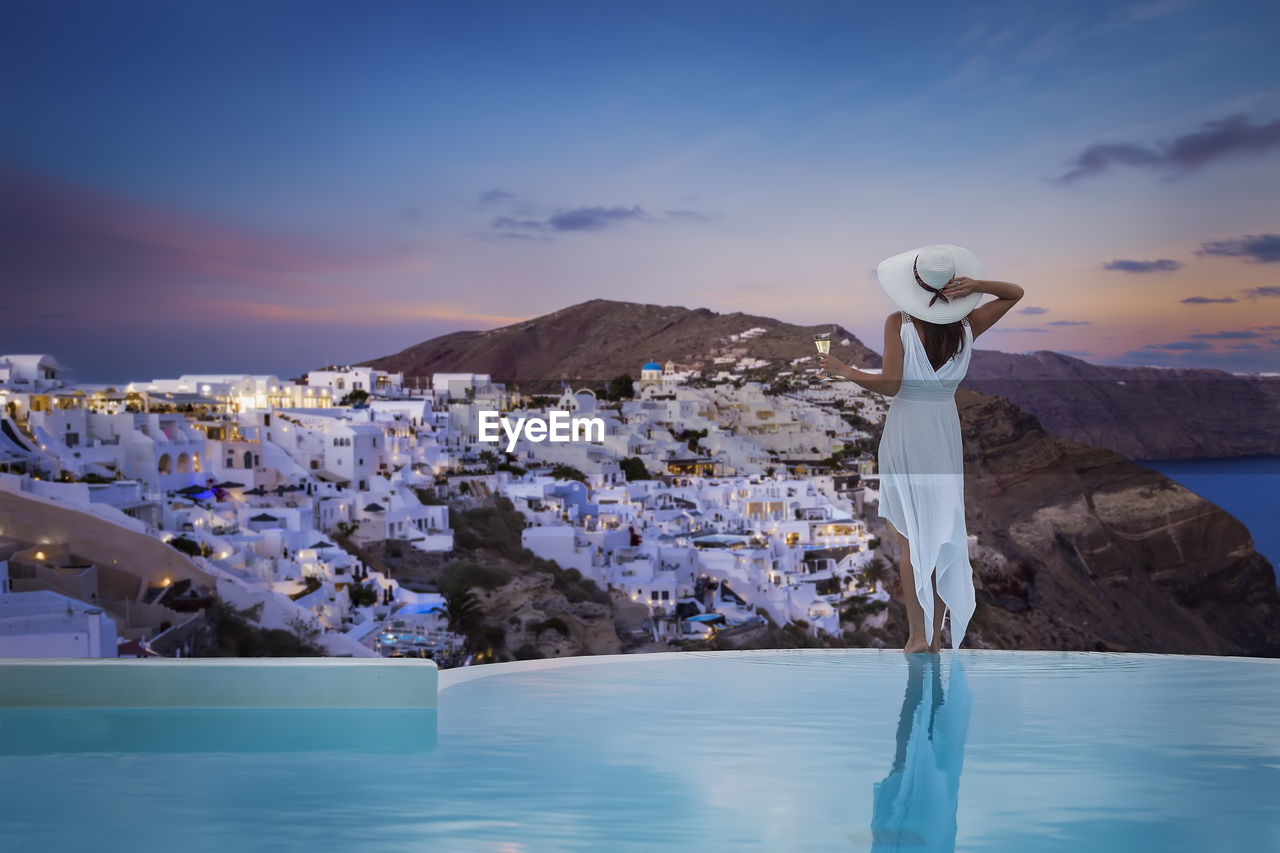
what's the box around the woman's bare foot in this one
[928,638,942,653]
[903,638,930,654]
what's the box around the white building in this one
[0,589,119,657]
[0,354,65,392]
[307,365,405,399]
[321,423,385,490]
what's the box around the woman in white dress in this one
[818,244,1024,654]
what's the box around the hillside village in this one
[0,335,975,663]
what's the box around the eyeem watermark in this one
[478,410,605,452]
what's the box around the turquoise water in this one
[1137,455,1280,585]
[2,649,1278,852]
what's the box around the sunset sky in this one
[3,0,1279,382]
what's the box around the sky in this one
[2,0,1279,382]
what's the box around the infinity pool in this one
[2,649,1277,851]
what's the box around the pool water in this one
[2,649,1277,852]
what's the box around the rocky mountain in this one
[363,298,1280,459]
[963,349,1280,460]
[941,388,1278,655]
[362,298,879,391]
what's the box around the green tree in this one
[441,587,483,636]
[347,581,379,608]
[861,557,888,590]
[674,428,707,453]
[550,463,587,483]
[608,373,635,400]
[169,536,202,557]
[620,457,650,481]
[195,602,325,657]
[338,389,369,407]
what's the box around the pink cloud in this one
[208,299,527,327]
[0,165,431,316]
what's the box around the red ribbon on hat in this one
[914,255,951,307]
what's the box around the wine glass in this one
[813,330,833,383]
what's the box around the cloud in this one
[0,165,428,322]
[1054,143,1162,183]
[1142,340,1213,350]
[0,166,512,382]
[1227,343,1261,350]
[489,203,710,236]
[477,189,516,206]
[1045,320,1091,326]
[664,209,713,223]
[1188,330,1263,339]
[1181,295,1238,303]
[1195,233,1280,263]
[548,205,646,231]
[1243,285,1280,297]
[1102,258,1181,273]
[492,216,548,231]
[205,299,527,327]
[1054,113,1280,183]
[1017,306,1049,315]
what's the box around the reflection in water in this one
[869,654,972,851]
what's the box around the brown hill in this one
[362,297,1280,458]
[963,350,1280,460]
[361,298,881,390]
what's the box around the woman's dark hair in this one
[915,317,967,371]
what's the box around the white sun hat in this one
[876,243,984,324]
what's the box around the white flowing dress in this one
[877,311,977,651]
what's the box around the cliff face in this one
[471,573,630,658]
[944,387,1280,656]
[963,349,1280,459]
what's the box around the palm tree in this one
[440,588,483,638]
[860,557,888,592]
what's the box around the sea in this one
[1135,455,1280,587]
